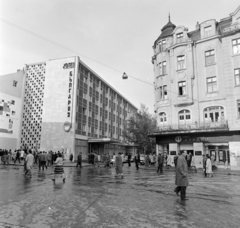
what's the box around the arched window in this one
[178,109,191,123]
[159,112,167,123]
[204,106,224,122]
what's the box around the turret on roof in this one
[154,14,176,47]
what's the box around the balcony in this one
[151,120,229,135]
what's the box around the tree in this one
[122,104,157,154]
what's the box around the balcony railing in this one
[153,120,228,133]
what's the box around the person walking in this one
[34,151,38,164]
[134,153,140,170]
[52,153,65,182]
[1,152,7,165]
[203,155,207,177]
[20,149,25,162]
[121,153,124,167]
[145,154,150,167]
[106,153,111,168]
[206,154,213,177]
[69,153,73,162]
[6,152,10,165]
[174,150,189,200]
[127,153,131,167]
[94,153,99,167]
[14,150,21,164]
[25,151,34,178]
[157,152,164,174]
[76,152,82,168]
[38,152,45,171]
[174,154,179,167]
[186,152,192,170]
[47,152,52,167]
[115,152,123,178]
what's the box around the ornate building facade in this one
[150,7,240,169]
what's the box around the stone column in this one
[215,146,219,162]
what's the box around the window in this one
[207,77,217,93]
[159,62,162,75]
[162,40,166,51]
[160,87,163,100]
[237,100,240,118]
[178,110,191,123]
[13,80,18,87]
[162,61,166,74]
[159,112,167,123]
[204,106,224,122]
[163,85,167,99]
[178,81,186,95]
[204,26,212,37]
[205,50,215,65]
[232,38,240,55]
[177,56,185,70]
[234,69,240,86]
[158,39,166,52]
[176,33,183,43]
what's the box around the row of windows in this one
[159,104,240,123]
[159,69,239,99]
[156,38,240,73]
[157,33,184,52]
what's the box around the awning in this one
[88,138,120,144]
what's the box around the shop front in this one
[153,131,240,169]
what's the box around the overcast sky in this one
[0,0,239,113]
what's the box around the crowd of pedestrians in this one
[1,147,222,196]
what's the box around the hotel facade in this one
[150,6,240,169]
[0,57,137,160]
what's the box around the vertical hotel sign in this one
[63,62,75,132]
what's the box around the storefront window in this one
[204,106,224,123]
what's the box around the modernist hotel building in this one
[150,6,240,169]
[0,57,137,160]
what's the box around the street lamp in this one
[122,72,128,79]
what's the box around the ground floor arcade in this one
[151,131,240,170]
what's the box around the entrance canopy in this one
[88,138,120,144]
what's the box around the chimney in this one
[196,22,200,30]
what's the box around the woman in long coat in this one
[115,152,123,178]
[206,154,213,177]
[174,151,189,200]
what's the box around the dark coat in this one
[175,155,189,187]
[157,154,164,164]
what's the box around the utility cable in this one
[0,17,153,87]
[0,18,237,101]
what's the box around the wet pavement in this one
[0,164,240,228]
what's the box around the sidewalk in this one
[139,165,240,176]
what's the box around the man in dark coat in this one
[127,153,131,166]
[203,155,207,177]
[76,152,82,168]
[157,152,164,173]
[174,150,189,200]
[134,153,140,170]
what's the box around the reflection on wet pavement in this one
[0,165,240,228]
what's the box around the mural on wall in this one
[0,98,17,135]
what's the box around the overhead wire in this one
[0,17,153,87]
[0,18,237,102]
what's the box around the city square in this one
[1,1,240,228]
[0,164,240,228]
